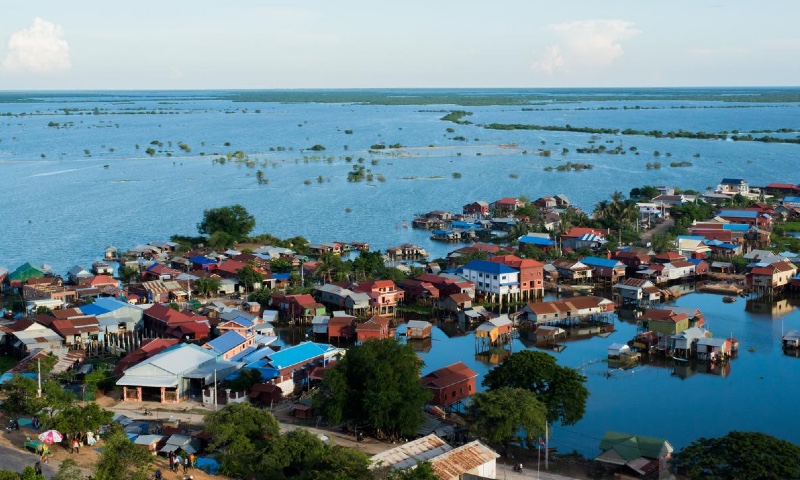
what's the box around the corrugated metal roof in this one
[370,434,452,470]
[204,330,246,354]
[430,441,498,479]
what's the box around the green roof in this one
[598,431,672,462]
[8,262,45,282]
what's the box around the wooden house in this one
[595,431,673,479]
[406,320,432,339]
[782,330,800,349]
[474,315,513,347]
[420,362,478,410]
[356,315,394,343]
[695,337,732,362]
[551,259,593,282]
[581,256,627,283]
[612,278,663,306]
[462,201,489,217]
[327,315,356,341]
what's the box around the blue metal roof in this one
[783,196,800,204]
[188,255,217,265]
[721,224,750,231]
[228,315,253,328]
[519,235,555,246]
[717,210,757,219]
[92,296,130,312]
[266,342,332,369]
[451,221,479,229]
[80,303,111,316]
[205,331,246,354]
[462,260,517,275]
[272,273,291,281]
[686,258,707,266]
[581,256,623,268]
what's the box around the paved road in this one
[0,442,58,478]
[639,218,675,245]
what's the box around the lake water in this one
[2,89,800,456]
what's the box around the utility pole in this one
[37,358,42,398]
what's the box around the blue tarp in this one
[196,457,219,475]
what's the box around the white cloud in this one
[2,17,71,73]
[533,19,640,74]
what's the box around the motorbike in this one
[513,463,523,472]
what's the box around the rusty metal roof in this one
[430,441,498,480]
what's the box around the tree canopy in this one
[204,404,371,480]
[197,204,256,241]
[482,350,589,426]
[315,338,430,440]
[94,424,153,480]
[673,431,800,480]
[468,387,547,450]
[205,403,281,478]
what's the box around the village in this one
[2,177,800,480]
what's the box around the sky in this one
[1,0,799,90]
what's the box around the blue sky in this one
[1,0,799,89]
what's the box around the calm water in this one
[2,89,800,456]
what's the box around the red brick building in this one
[420,362,478,410]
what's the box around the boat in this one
[722,296,737,303]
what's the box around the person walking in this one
[34,461,42,475]
[168,454,175,473]
[174,454,183,473]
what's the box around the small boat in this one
[722,296,737,303]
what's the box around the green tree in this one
[238,265,264,295]
[94,424,152,480]
[673,431,800,480]
[386,462,440,480]
[0,374,43,420]
[225,368,263,393]
[51,459,84,480]
[270,258,293,274]
[205,403,281,478]
[197,204,256,241]
[117,264,139,285]
[315,339,430,440]
[482,350,588,426]
[47,403,113,444]
[194,276,221,297]
[468,388,547,451]
[260,428,371,480]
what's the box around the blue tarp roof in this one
[582,256,623,268]
[266,342,333,370]
[462,260,517,275]
[80,304,111,316]
[717,209,757,218]
[91,296,130,312]
[519,235,555,246]
[451,221,479,229]
[721,224,750,231]
[188,256,217,265]
[0,372,37,385]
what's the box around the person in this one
[153,469,162,480]
[34,461,42,475]
[72,437,80,454]
[174,454,182,473]
[42,447,50,464]
[168,454,175,472]
[183,455,189,473]
[188,452,196,469]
